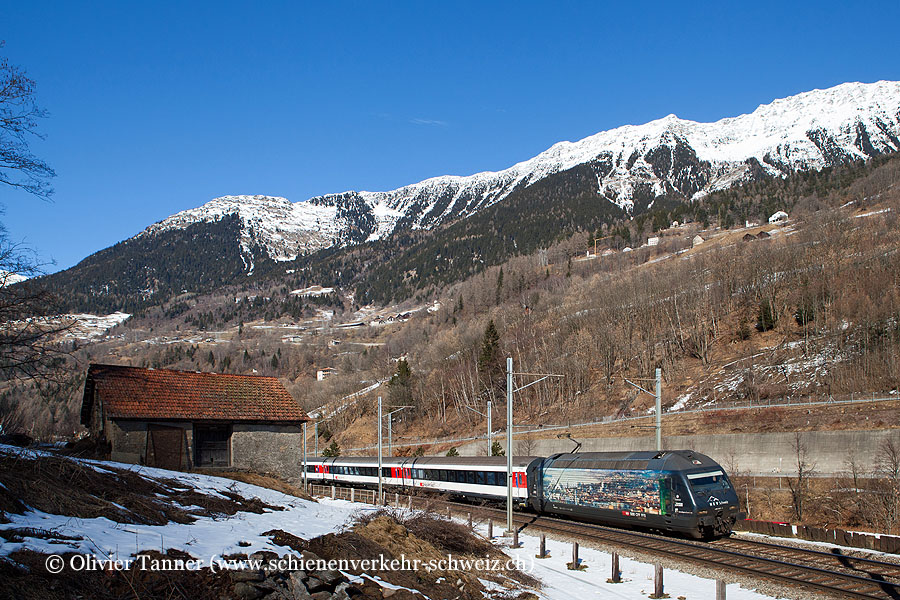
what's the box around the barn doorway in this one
[146,424,185,470]
[194,424,232,467]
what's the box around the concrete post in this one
[611,552,620,582]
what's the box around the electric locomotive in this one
[528,450,741,538]
[303,450,741,539]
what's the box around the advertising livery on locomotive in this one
[304,450,742,538]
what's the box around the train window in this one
[475,471,485,485]
[466,471,476,484]
[438,470,447,481]
[485,472,495,486]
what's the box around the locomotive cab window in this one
[687,470,729,490]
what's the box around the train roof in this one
[543,450,720,472]
[304,455,538,468]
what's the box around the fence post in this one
[609,552,620,583]
[512,528,520,548]
[650,564,664,599]
[716,579,726,600]
[350,488,355,502]
[467,512,473,529]
[447,506,452,519]
[331,485,336,500]
[487,519,493,539]
[408,495,412,510]
[567,541,579,569]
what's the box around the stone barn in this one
[80,364,309,475]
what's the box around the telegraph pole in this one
[314,421,318,456]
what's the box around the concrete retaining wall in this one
[458,429,900,475]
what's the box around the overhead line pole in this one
[505,358,563,534]
[506,358,513,534]
[302,421,307,489]
[625,368,662,451]
[377,396,383,505]
[384,406,412,457]
[463,401,493,455]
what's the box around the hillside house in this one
[80,364,309,474]
[769,210,789,223]
[316,367,338,381]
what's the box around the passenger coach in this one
[304,455,533,503]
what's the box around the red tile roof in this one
[81,364,309,424]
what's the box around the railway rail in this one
[309,483,900,599]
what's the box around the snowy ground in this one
[476,522,777,600]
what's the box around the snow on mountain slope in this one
[140,80,900,264]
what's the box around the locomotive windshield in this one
[687,470,730,492]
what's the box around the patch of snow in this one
[854,208,892,218]
[0,445,371,563]
[290,285,335,297]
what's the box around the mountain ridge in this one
[141,80,900,265]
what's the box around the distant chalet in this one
[80,364,309,474]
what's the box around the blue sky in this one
[3,1,899,272]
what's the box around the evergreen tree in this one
[491,441,505,456]
[446,447,460,457]
[322,440,341,457]
[389,358,413,407]
[478,320,504,397]
[495,268,504,305]
[756,299,777,332]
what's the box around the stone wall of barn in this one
[231,424,303,477]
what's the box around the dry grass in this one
[0,449,283,526]
[192,469,312,500]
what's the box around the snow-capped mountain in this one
[142,80,900,264]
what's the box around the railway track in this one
[439,500,900,600]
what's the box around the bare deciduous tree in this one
[787,432,816,522]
